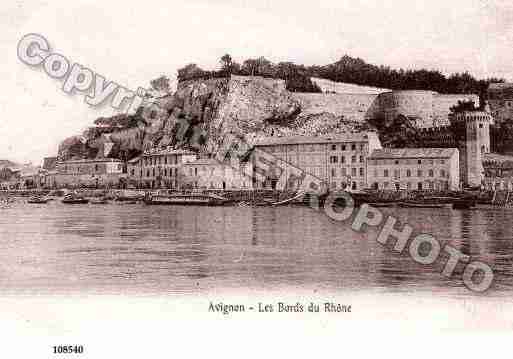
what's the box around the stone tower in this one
[451,109,492,187]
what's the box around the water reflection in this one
[0,202,512,296]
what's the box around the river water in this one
[0,200,512,297]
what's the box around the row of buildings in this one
[38,131,465,192]
[31,81,513,193]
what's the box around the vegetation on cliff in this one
[178,54,505,101]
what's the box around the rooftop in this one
[57,158,123,164]
[143,148,196,156]
[254,132,377,147]
[483,153,513,165]
[182,158,223,166]
[369,148,458,159]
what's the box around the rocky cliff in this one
[58,75,365,161]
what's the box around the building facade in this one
[127,148,197,189]
[367,148,460,191]
[252,132,382,191]
[46,158,125,188]
[482,153,513,191]
[180,158,253,190]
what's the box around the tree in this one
[220,54,233,75]
[177,63,207,82]
[150,75,171,93]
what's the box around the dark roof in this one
[369,148,458,159]
[254,133,377,146]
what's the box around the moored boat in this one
[367,202,396,208]
[90,197,108,204]
[62,194,89,204]
[144,192,228,206]
[27,196,49,204]
[397,201,452,209]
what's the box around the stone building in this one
[451,111,492,187]
[413,109,493,188]
[127,148,197,189]
[252,132,382,191]
[180,158,253,190]
[46,158,126,188]
[482,153,513,191]
[367,148,460,191]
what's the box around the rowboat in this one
[27,196,49,204]
[62,194,89,204]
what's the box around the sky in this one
[1,0,513,165]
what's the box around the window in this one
[351,144,356,151]
[351,155,356,163]
[440,159,445,165]
[341,168,347,176]
[194,167,198,176]
[418,160,422,164]
[165,156,168,165]
[359,156,364,163]
[152,168,155,177]
[130,169,135,176]
[331,144,337,151]
[95,164,99,172]
[384,169,389,177]
[406,169,411,177]
[146,170,150,177]
[417,169,423,177]
[360,144,365,151]
[479,124,483,128]
[329,156,338,164]
[351,168,357,176]
[341,156,345,164]
[359,168,364,177]
[331,168,336,177]
[394,160,399,165]
[418,182,423,190]
[394,169,400,179]
[440,169,445,178]
[341,145,346,151]
[428,169,434,177]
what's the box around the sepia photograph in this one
[2,0,513,357]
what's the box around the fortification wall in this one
[310,77,390,94]
[292,92,379,122]
[372,91,436,127]
[433,94,480,127]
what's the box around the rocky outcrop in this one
[58,75,362,161]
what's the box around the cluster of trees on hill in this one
[176,54,505,98]
[177,55,321,92]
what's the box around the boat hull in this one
[62,199,89,204]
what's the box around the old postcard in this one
[1,0,513,357]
